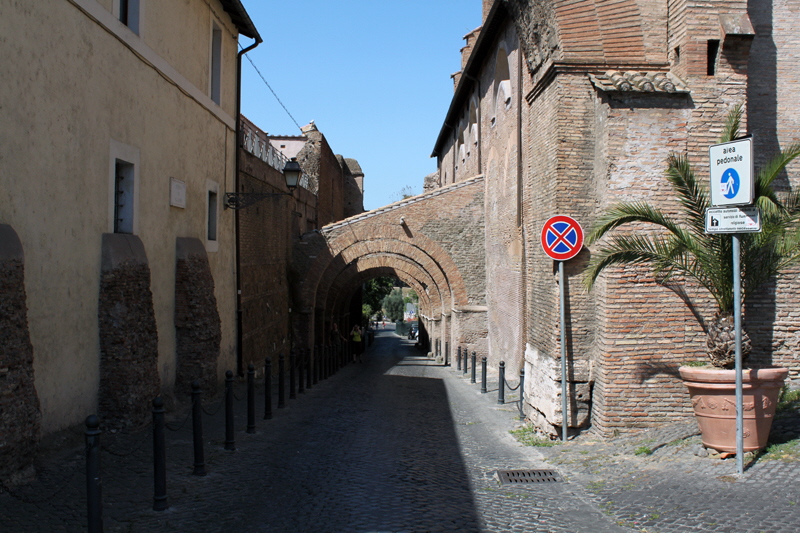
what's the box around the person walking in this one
[350,324,363,363]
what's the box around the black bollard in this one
[278,354,286,409]
[85,415,103,533]
[152,397,168,511]
[463,347,469,376]
[457,346,462,371]
[481,356,488,394]
[225,371,235,450]
[471,352,477,383]
[498,361,506,405]
[247,364,256,433]
[264,358,273,420]
[289,351,297,399]
[298,352,305,394]
[191,382,206,475]
[445,342,449,366]
[518,368,526,420]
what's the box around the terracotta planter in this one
[678,366,789,452]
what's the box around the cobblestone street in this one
[3,326,799,532]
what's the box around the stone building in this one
[429,0,800,437]
[0,0,259,481]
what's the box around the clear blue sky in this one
[239,1,482,211]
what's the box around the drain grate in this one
[497,469,561,484]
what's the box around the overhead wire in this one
[239,43,303,132]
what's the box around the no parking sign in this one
[541,215,584,261]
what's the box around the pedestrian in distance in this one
[350,324,363,363]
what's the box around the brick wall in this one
[98,234,160,429]
[0,225,41,484]
[174,237,221,396]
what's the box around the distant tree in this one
[390,185,416,203]
[403,289,418,306]
[364,277,395,316]
[382,288,405,322]
[362,303,374,325]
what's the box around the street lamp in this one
[224,157,302,209]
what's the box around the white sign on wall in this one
[709,137,753,207]
[170,177,186,208]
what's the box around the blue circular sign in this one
[720,168,740,199]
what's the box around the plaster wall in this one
[0,0,240,431]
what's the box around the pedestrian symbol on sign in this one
[721,168,740,199]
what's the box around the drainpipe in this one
[235,36,262,376]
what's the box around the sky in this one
[239,1,482,211]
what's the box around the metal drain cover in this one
[497,469,561,484]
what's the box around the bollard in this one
[445,342,450,366]
[152,397,168,511]
[498,361,506,405]
[264,358,273,420]
[463,347,469,376]
[278,354,286,409]
[471,352,477,384]
[298,352,305,394]
[247,364,256,433]
[518,368,526,420]
[191,382,206,475]
[225,371,235,450]
[457,346,462,371]
[481,356,488,394]
[289,351,297,399]
[85,415,103,533]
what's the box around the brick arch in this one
[328,265,433,323]
[325,255,440,320]
[317,241,450,314]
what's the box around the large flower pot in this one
[678,366,788,452]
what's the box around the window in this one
[109,139,139,234]
[206,180,219,252]
[707,40,720,76]
[118,0,140,35]
[114,160,134,234]
[492,47,512,124]
[210,22,222,105]
[207,190,218,241]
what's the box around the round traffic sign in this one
[541,215,584,261]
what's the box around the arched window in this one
[492,47,512,126]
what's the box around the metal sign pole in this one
[733,234,744,475]
[559,260,568,442]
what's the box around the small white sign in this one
[705,206,761,234]
[170,177,186,208]
[709,137,753,207]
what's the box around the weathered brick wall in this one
[297,123,347,227]
[98,234,160,429]
[174,237,221,395]
[0,225,41,484]
[238,149,314,371]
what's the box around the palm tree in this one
[583,106,800,368]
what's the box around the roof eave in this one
[220,0,261,41]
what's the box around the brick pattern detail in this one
[0,225,41,484]
[98,234,160,429]
[174,238,221,396]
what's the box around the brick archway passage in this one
[290,176,487,355]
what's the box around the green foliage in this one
[684,360,708,367]
[403,290,418,305]
[634,446,653,456]
[362,303,374,325]
[509,425,560,447]
[778,386,800,413]
[584,105,800,318]
[363,277,395,315]
[382,288,405,322]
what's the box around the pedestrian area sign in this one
[705,206,761,234]
[709,137,753,207]
[541,215,583,261]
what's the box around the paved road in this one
[3,326,799,532]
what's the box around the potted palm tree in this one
[583,106,800,452]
